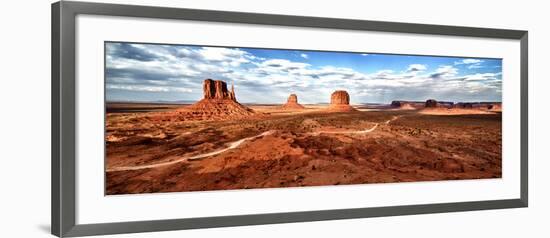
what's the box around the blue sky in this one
[106,42,502,104]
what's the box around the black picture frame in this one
[52,1,528,237]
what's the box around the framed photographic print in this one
[52,1,528,237]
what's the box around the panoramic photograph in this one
[105,42,503,195]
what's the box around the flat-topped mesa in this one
[425,99,455,108]
[391,101,402,107]
[282,94,305,109]
[329,90,356,112]
[455,102,502,110]
[203,79,236,101]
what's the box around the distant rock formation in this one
[424,99,455,108]
[438,101,454,108]
[282,94,305,110]
[389,98,501,112]
[177,79,255,120]
[329,90,356,112]
[455,102,473,109]
[391,101,403,107]
[392,100,455,109]
[391,100,424,109]
[425,99,438,108]
[455,102,502,111]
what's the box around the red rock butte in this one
[178,79,255,120]
[282,94,305,109]
[329,90,356,112]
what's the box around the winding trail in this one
[310,116,400,135]
[385,116,400,124]
[106,131,274,172]
[310,124,378,135]
[106,116,402,172]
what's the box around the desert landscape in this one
[105,78,502,195]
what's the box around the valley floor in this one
[105,105,502,195]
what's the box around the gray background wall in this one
[0,0,545,237]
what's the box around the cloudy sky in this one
[105,42,502,104]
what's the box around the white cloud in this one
[463,72,501,81]
[372,70,395,79]
[256,59,310,74]
[407,64,427,72]
[361,53,369,56]
[455,58,484,69]
[431,65,458,78]
[300,53,308,59]
[467,64,484,69]
[106,43,502,103]
[197,47,250,66]
[193,63,232,73]
[107,84,192,93]
[455,59,483,65]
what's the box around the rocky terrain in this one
[106,109,501,194]
[105,80,502,194]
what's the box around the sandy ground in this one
[105,104,502,195]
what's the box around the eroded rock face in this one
[330,90,350,105]
[229,84,236,101]
[203,79,215,99]
[214,80,228,99]
[282,94,305,109]
[329,90,355,112]
[425,99,438,108]
[203,79,235,101]
[288,94,298,103]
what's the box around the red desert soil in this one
[393,103,416,110]
[419,108,498,115]
[106,106,502,194]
